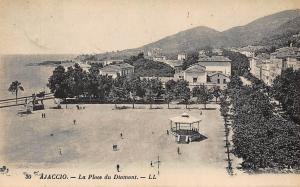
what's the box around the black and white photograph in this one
[0,0,300,186]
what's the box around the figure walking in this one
[167,130,169,135]
[116,164,120,172]
[120,132,123,139]
[58,147,62,156]
[177,147,180,155]
[150,161,153,167]
[73,119,76,125]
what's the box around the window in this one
[193,77,197,83]
[223,79,226,84]
[217,79,220,84]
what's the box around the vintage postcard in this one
[1,0,300,186]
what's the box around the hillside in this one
[139,26,230,54]
[259,16,300,47]
[129,58,175,77]
[223,9,300,46]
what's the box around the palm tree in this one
[8,81,24,104]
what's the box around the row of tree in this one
[225,75,300,171]
[272,68,300,124]
[47,63,221,108]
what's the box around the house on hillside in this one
[178,53,186,60]
[100,63,134,78]
[197,55,231,76]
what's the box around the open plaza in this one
[0,102,226,171]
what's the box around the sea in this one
[0,54,77,99]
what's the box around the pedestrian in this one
[150,161,153,167]
[42,113,44,118]
[73,120,76,125]
[120,132,123,139]
[116,164,120,172]
[167,130,169,135]
[44,113,46,118]
[58,147,62,156]
[200,111,202,115]
[177,147,180,155]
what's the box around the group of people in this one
[76,105,85,110]
[41,113,46,118]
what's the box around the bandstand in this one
[169,113,202,143]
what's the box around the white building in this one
[197,56,231,76]
[178,53,186,60]
[183,64,207,87]
[100,63,134,78]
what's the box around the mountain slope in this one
[259,16,300,47]
[77,9,300,60]
[137,9,300,53]
[139,26,230,53]
[222,9,300,46]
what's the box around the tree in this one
[123,76,142,109]
[109,85,128,108]
[48,65,69,99]
[211,86,222,103]
[174,80,190,109]
[192,85,213,109]
[182,51,199,70]
[165,79,176,109]
[272,68,300,123]
[8,81,24,104]
[222,49,250,76]
[144,79,163,109]
[203,45,213,57]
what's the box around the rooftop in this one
[197,61,231,66]
[100,63,134,72]
[185,64,206,73]
[169,113,201,124]
[198,55,231,62]
[208,72,230,78]
[271,47,300,58]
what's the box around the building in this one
[249,53,270,79]
[183,64,207,87]
[197,55,231,76]
[286,57,300,70]
[260,59,282,86]
[100,63,134,78]
[178,53,186,60]
[153,56,167,62]
[270,47,300,70]
[207,72,230,89]
[212,49,223,56]
[250,54,283,86]
[237,45,265,58]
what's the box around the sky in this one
[0,0,300,54]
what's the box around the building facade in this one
[197,56,231,76]
[183,64,207,87]
[207,72,230,89]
